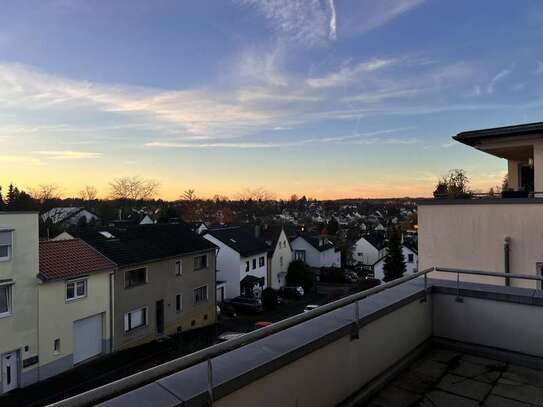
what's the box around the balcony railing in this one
[433,191,543,200]
[51,267,543,407]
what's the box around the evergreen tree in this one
[382,231,406,282]
[0,185,4,210]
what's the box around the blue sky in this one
[2,0,543,199]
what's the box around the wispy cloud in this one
[307,58,396,88]
[144,139,315,149]
[0,155,43,165]
[487,68,512,94]
[328,0,337,40]
[35,150,102,160]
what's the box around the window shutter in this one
[0,231,12,245]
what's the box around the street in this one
[0,288,337,407]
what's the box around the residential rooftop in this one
[454,121,543,147]
[52,269,543,407]
[67,223,217,267]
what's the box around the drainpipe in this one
[504,236,511,287]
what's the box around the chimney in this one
[255,224,261,239]
[118,208,122,221]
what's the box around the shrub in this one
[286,260,314,291]
[262,288,278,310]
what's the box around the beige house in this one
[68,224,218,351]
[37,239,115,379]
[0,212,39,394]
[419,121,543,288]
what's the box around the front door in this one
[156,300,164,335]
[2,351,18,393]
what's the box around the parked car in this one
[255,321,272,329]
[228,296,263,313]
[303,304,319,313]
[279,286,305,299]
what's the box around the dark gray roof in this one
[296,234,335,252]
[364,231,387,251]
[205,227,269,257]
[454,121,543,147]
[68,223,216,267]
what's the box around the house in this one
[203,227,269,299]
[0,212,40,394]
[353,231,387,266]
[259,225,293,289]
[290,234,341,268]
[65,224,218,351]
[41,207,99,227]
[37,239,116,379]
[418,121,543,287]
[372,243,418,282]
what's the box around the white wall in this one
[240,253,268,292]
[290,237,340,268]
[203,235,241,299]
[269,229,293,289]
[419,202,543,288]
[353,238,382,266]
[373,246,418,282]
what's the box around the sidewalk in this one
[0,327,216,407]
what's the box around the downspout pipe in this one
[504,236,511,287]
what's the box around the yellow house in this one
[0,212,39,395]
[37,239,116,379]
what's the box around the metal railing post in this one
[455,271,464,303]
[351,301,360,340]
[207,357,214,406]
[420,272,428,303]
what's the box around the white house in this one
[260,225,293,289]
[372,244,418,282]
[353,232,387,266]
[204,227,269,299]
[41,207,99,227]
[290,235,341,268]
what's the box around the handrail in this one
[50,267,543,407]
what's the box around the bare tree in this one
[29,184,61,203]
[212,194,229,202]
[79,185,98,201]
[289,194,299,202]
[236,187,277,201]
[109,176,160,201]
[182,189,197,201]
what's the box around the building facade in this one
[0,212,40,394]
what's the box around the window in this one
[408,254,414,263]
[295,250,306,262]
[259,256,265,267]
[194,255,207,271]
[176,294,182,312]
[194,285,208,304]
[53,338,61,354]
[252,259,257,269]
[125,268,147,288]
[280,256,283,268]
[0,284,12,317]
[0,230,12,261]
[124,307,147,332]
[175,260,182,276]
[245,261,250,272]
[66,279,87,301]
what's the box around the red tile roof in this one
[39,239,116,281]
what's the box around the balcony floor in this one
[365,347,543,407]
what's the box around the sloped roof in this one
[205,227,269,257]
[39,239,115,281]
[68,223,217,267]
[363,231,387,251]
[294,234,335,252]
[453,121,543,147]
[41,207,83,224]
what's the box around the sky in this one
[2,0,543,200]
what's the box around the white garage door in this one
[74,314,103,364]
